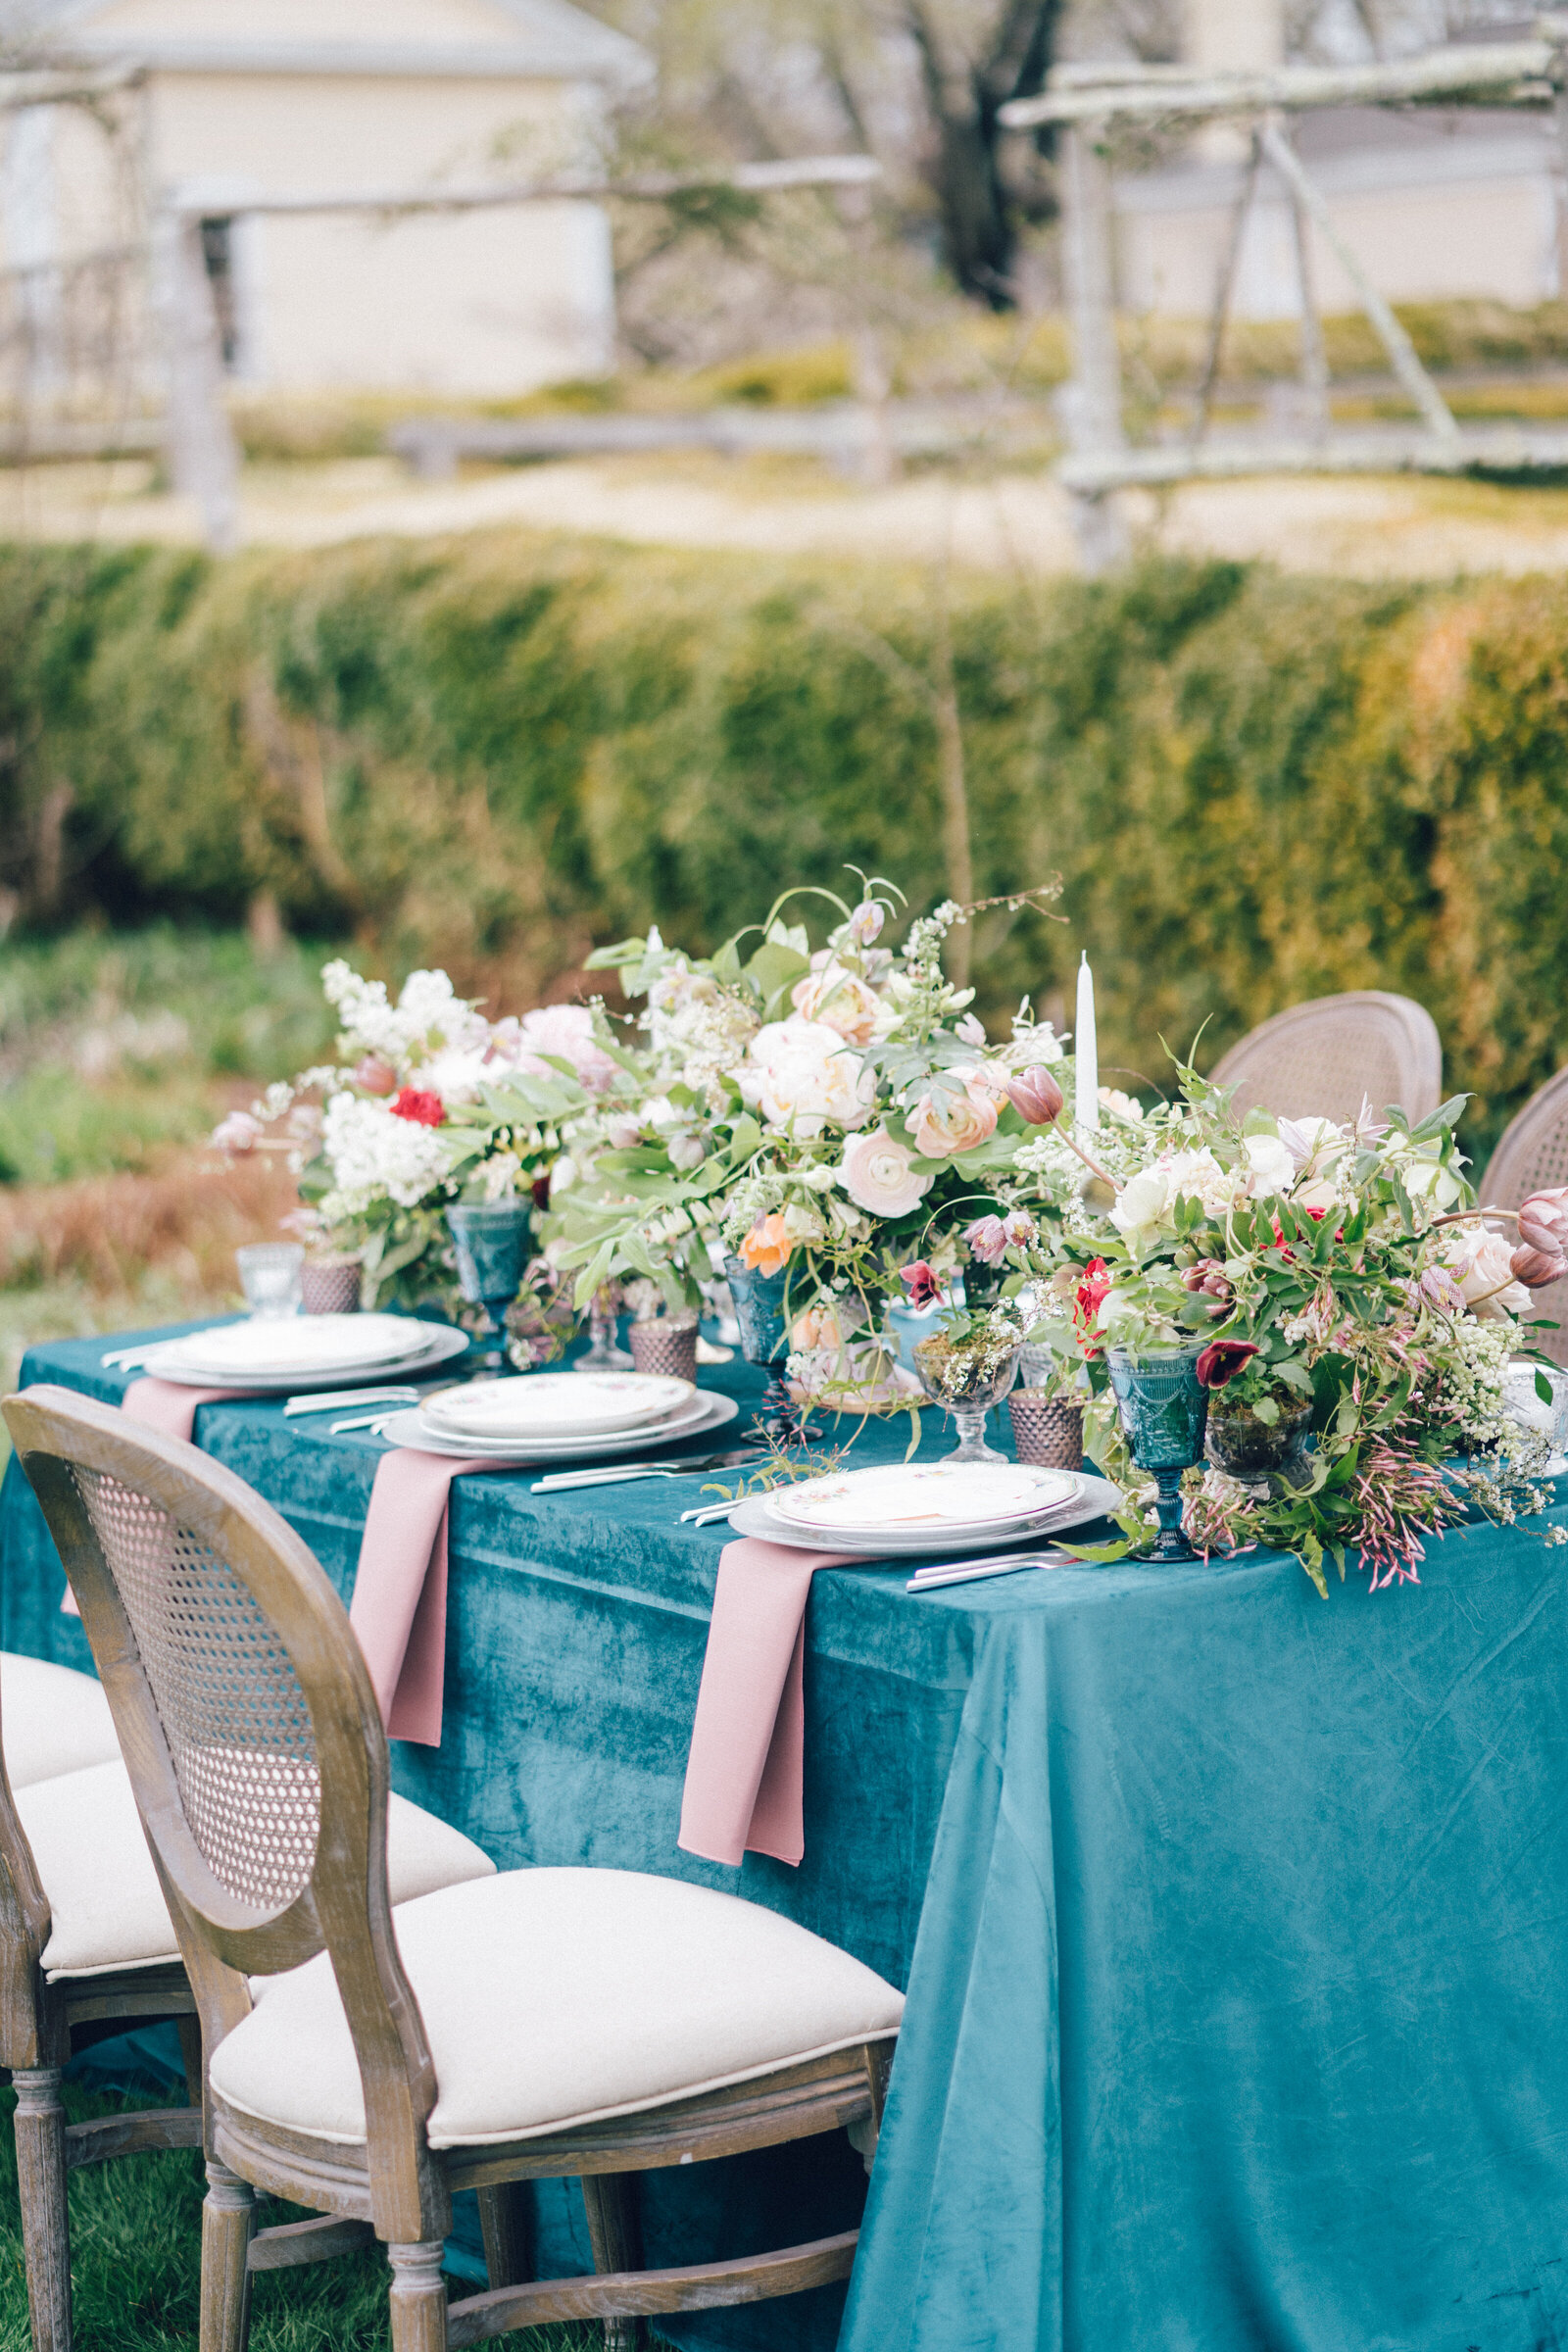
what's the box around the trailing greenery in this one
[4,535,1568,1162]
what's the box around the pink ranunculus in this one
[900,1261,944,1310]
[790,961,883,1046]
[211,1110,263,1154]
[502,1004,617,1093]
[353,1054,398,1097]
[963,1214,1009,1267]
[838,1127,933,1219]
[911,1077,1000,1157]
[1005,1065,1065,1127]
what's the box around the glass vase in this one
[1106,1343,1208,1562]
[574,1283,634,1373]
[911,1329,1023,1464]
[446,1201,530,1375]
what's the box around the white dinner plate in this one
[421,1370,694,1443]
[726,1473,1123,1558]
[375,1391,739,1463]
[148,1314,452,1378]
[144,1325,471,1393]
[764,1459,1076,1536]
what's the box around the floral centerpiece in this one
[553,876,1070,1410]
[954,1057,1567,1592]
[213,960,631,1312]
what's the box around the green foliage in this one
[6,537,1568,1166]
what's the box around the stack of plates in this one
[727,1459,1122,1559]
[376,1370,739,1464]
[136,1314,471,1393]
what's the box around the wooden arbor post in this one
[1058,118,1128,573]
[155,203,240,555]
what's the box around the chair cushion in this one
[17,1760,496,1980]
[211,1868,903,2148]
[1,1653,119,1788]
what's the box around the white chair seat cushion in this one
[2,1653,119,1788]
[18,1760,496,1980]
[212,1868,903,2149]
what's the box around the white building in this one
[1,0,650,399]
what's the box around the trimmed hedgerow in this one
[3,533,1566,1159]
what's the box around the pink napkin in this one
[678,1536,857,1869]
[349,1448,508,1747]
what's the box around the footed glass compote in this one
[912,1323,1024,1464]
[1107,1343,1209,1561]
[573,1282,634,1373]
[446,1201,530,1376]
[724,1254,805,1446]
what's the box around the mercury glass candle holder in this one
[1106,1343,1208,1562]
[446,1201,530,1374]
[723,1255,805,1446]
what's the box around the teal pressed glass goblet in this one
[723,1254,804,1446]
[446,1201,530,1375]
[1106,1343,1209,1562]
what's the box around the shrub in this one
[4,535,1568,1163]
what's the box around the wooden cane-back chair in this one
[1210,992,1443,1126]
[4,1387,902,2352]
[1478,1067,1568,1370]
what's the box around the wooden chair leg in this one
[199,2159,254,2352]
[475,2182,530,2291]
[580,2173,643,2352]
[13,2065,72,2352]
[388,2240,449,2352]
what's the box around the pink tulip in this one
[1005,1065,1065,1127]
[1511,1244,1565,1290]
[1518,1187,1568,1256]
[354,1054,398,1097]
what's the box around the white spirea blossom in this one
[322,960,489,1073]
[319,1093,454,1212]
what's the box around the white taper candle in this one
[1075,953,1100,1134]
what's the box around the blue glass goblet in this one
[724,1254,806,1446]
[1107,1343,1209,1562]
[447,1201,530,1375]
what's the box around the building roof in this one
[3,0,651,88]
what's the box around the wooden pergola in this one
[1002,25,1568,567]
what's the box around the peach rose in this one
[740,1212,793,1277]
[910,1077,1000,1157]
[790,961,883,1046]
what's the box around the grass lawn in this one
[0,2080,674,2352]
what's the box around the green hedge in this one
[3,533,1566,1161]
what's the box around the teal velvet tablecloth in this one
[5,1324,1568,2352]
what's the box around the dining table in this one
[4,1319,1568,2352]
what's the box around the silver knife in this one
[906,1549,1071,1592]
[532,1449,753,1494]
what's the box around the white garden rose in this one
[837,1127,934,1219]
[738,1017,871,1137]
[1242,1132,1296,1199]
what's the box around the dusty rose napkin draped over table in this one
[349,1446,510,1747]
[678,1535,857,1869]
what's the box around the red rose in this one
[1196,1339,1259,1390]
[389,1088,445,1128]
[1071,1257,1111,1354]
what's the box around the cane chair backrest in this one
[2,1386,442,2234]
[1210,992,1443,1128]
[1477,1067,1568,1370]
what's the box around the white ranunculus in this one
[1242,1132,1296,1199]
[836,1127,934,1219]
[739,1016,872,1138]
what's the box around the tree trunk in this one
[905,0,1064,309]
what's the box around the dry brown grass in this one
[0,1153,298,1295]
